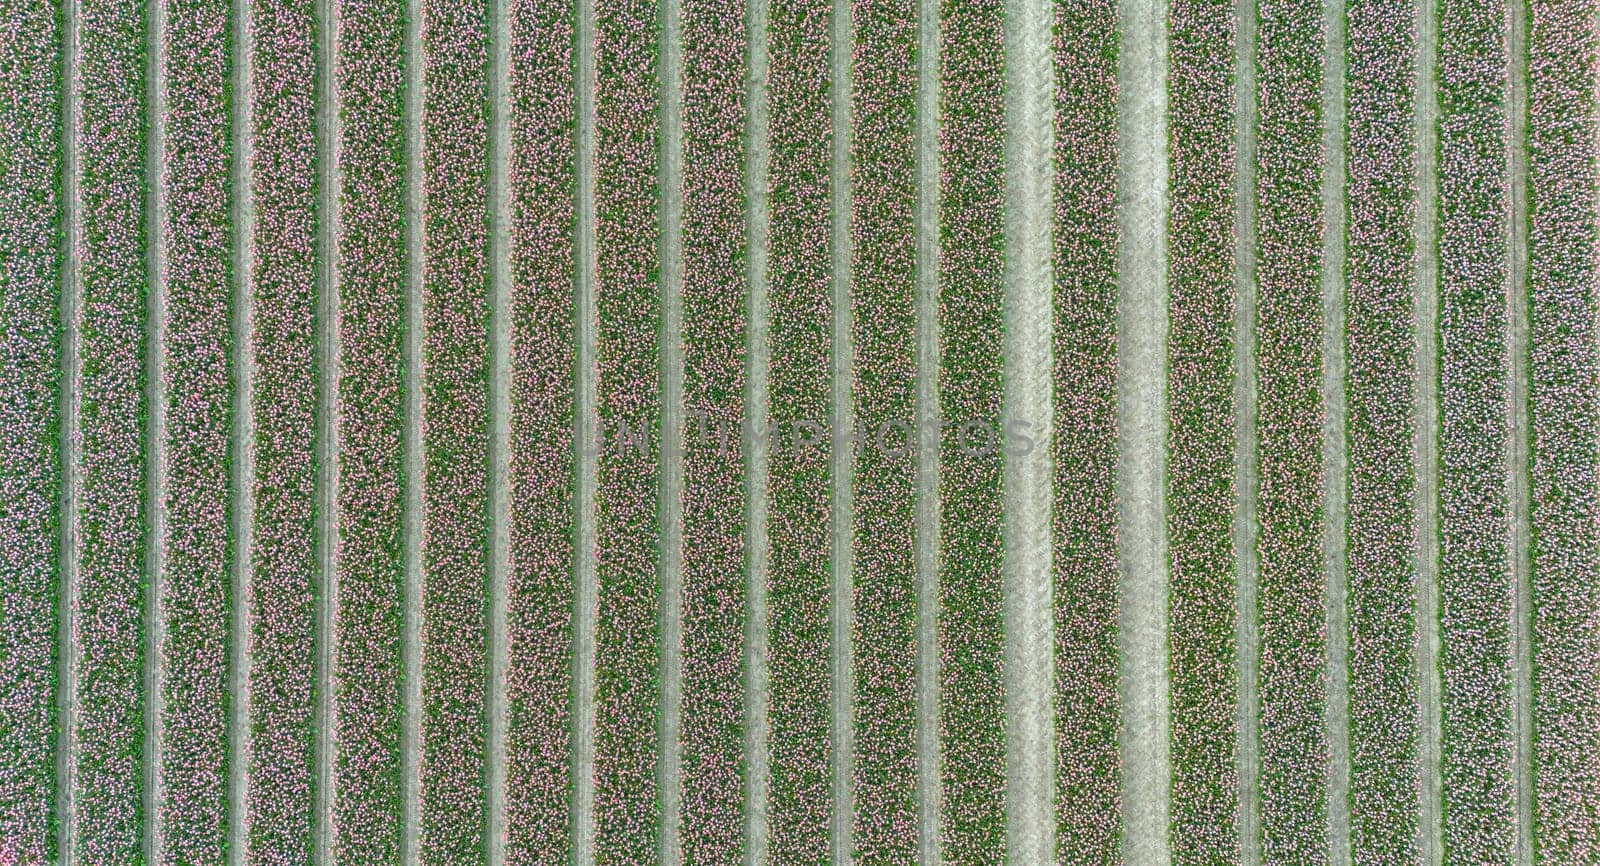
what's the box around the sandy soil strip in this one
[1001,0,1054,857]
[1116,0,1171,861]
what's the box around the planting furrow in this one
[1253,0,1328,856]
[69,0,147,857]
[913,0,936,855]
[765,0,834,856]
[678,0,749,853]
[247,0,320,855]
[1436,0,1515,857]
[1166,0,1239,860]
[1343,0,1421,859]
[591,0,663,853]
[1052,0,1120,861]
[849,0,918,859]
[0,0,62,854]
[333,0,408,857]
[937,0,1005,856]
[503,0,577,857]
[157,0,235,855]
[1524,0,1600,860]
[419,0,492,853]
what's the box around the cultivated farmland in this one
[850,0,919,858]
[0,0,1594,862]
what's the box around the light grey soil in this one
[145,0,169,858]
[400,0,425,852]
[1116,0,1172,862]
[914,0,940,857]
[1318,0,1349,861]
[314,0,342,857]
[656,0,686,859]
[1507,1,1533,861]
[1233,0,1261,859]
[484,0,513,854]
[1414,0,1444,858]
[1001,0,1056,858]
[829,0,856,858]
[742,0,772,858]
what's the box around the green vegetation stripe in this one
[247,0,320,855]
[158,0,235,854]
[1525,0,1600,861]
[765,0,835,857]
[1052,0,1120,861]
[1436,0,1516,858]
[333,0,408,857]
[503,0,578,858]
[419,0,491,853]
[678,0,750,854]
[591,0,662,854]
[0,0,62,854]
[937,0,1005,857]
[1344,0,1422,858]
[849,0,919,859]
[1167,0,1239,859]
[71,0,147,856]
[1254,0,1328,857]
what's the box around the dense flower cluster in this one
[1167,0,1241,861]
[937,0,1006,859]
[1254,0,1330,859]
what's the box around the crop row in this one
[247,0,322,856]
[937,0,1006,857]
[1253,0,1329,858]
[503,0,578,857]
[677,0,750,855]
[1435,0,1516,858]
[590,0,663,855]
[333,0,408,857]
[1343,0,1422,859]
[419,0,491,852]
[157,0,237,857]
[849,0,919,859]
[1052,0,1120,861]
[0,0,63,856]
[70,0,148,859]
[1167,0,1240,861]
[1525,0,1600,860]
[765,0,835,858]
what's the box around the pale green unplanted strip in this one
[1317,0,1346,861]
[1002,0,1054,857]
[742,0,770,856]
[829,0,855,859]
[1506,1,1532,863]
[1235,0,1262,861]
[144,0,168,857]
[914,0,939,856]
[1414,0,1441,856]
[829,0,854,858]
[227,0,250,856]
[400,0,425,849]
[313,0,339,855]
[484,0,512,851]
[1116,0,1170,863]
[569,0,597,857]
[58,0,80,857]
[655,0,685,854]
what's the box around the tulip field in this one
[2,0,1598,860]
